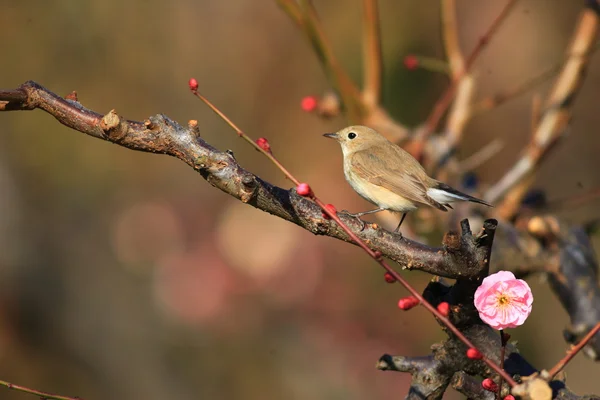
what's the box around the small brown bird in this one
[324,125,492,233]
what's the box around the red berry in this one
[321,203,337,219]
[482,378,498,392]
[384,273,396,283]
[301,96,318,112]
[403,55,419,70]
[466,348,483,359]
[296,183,312,197]
[437,302,450,317]
[256,137,271,153]
[398,296,419,310]
[503,396,515,400]
[188,78,198,92]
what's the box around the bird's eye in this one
[347,132,357,139]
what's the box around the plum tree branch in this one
[0,80,496,280]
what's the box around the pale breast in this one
[344,162,417,212]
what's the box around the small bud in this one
[188,119,200,136]
[188,78,199,92]
[404,55,419,70]
[503,395,515,400]
[482,378,498,392]
[437,302,450,317]
[321,203,337,220]
[296,183,312,197]
[398,296,419,310]
[466,348,483,359]
[384,273,396,283]
[256,137,271,153]
[65,91,78,101]
[301,96,318,112]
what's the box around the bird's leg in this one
[344,208,386,218]
[394,213,407,235]
[341,208,385,231]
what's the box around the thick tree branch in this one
[0,81,497,280]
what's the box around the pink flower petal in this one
[473,270,533,330]
[481,270,516,287]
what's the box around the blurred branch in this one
[276,0,364,121]
[485,3,599,208]
[276,0,410,142]
[361,0,382,108]
[441,0,466,79]
[0,379,80,400]
[473,42,600,115]
[457,139,504,173]
[419,0,519,139]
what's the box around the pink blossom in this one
[474,271,533,330]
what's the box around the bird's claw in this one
[340,210,366,231]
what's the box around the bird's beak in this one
[323,133,338,140]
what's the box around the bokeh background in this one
[1,1,600,399]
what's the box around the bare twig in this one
[547,322,600,379]
[362,0,382,108]
[281,0,365,121]
[474,42,600,114]
[485,4,599,207]
[421,0,519,138]
[273,0,303,26]
[458,139,504,173]
[545,186,600,211]
[441,0,466,79]
[0,379,80,400]
[498,330,508,400]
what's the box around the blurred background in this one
[1,1,600,399]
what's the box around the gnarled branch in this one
[1,80,496,280]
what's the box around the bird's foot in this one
[340,210,367,231]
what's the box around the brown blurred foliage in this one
[0,1,599,399]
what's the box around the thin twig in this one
[297,0,365,121]
[193,89,517,388]
[0,379,80,400]
[274,0,303,26]
[547,322,600,379]
[458,139,504,173]
[545,186,600,211]
[473,42,600,114]
[498,330,508,400]
[441,0,466,79]
[421,0,519,138]
[362,0,382,108]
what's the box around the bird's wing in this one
[350,149,448,211]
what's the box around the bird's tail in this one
[427,183,493,207]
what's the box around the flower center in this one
[497,293,511,306]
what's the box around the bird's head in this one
[323,125,387,155]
